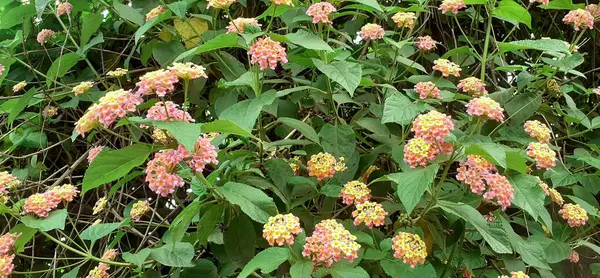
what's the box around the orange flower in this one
[339,180,371,205]
[457,77,487,97]
[248,37,288,71]
[262,214,302,246]
[352,201,387,229]
[414,81,441,99]
[526,142,556,169]
[433,59,461,77]
[392,232,427,268]
[307,153,346,181]
[302,219,360,267]
[559,203,588,227]
[524,120,551,143]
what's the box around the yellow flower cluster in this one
[339,180,371,205]
[262,214,302,246]
[392,232,427,268]
[351,201,387,229]
[307,152,346,181]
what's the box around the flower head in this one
[563,9,594,31]
[302,219,360,267]
[352,201,387,229]
[411,111,454,143]
[56,2,73,16]
[415,81,441,99]
[466,96,505,121]
[168,63,208,80]
[24,193,58,218]
[263,214,302,246]
[306,2,337,24]
[535,177,550,195]
[307,153,345,181]
[75,89,142,135]
[392,12,417,29]
[0,254,15,278]
[0,172,20,194]
[93,197,107,215]
[47,184,79,203]
[569,250,579,263]
[456,155,497,195]
[549,188,563,206]
[184,136,219,173]
[0,64,4,76]
[12,81,26,92]
[145,148,187,197]
[130,200,150,221]
[526,142,556,169]
[73,81,94,96]
[457,77,487,97]
[85,264,110,278]
[249,37,288,71]
[136,69,179,97]
[271,0,293,6]
[106,68,128,77]
[439,0,466,14]
[392,232,427,268]
[507,272,530,278]
[290,157,301,175]
[416,36,437,52]
[37,29,55,44]
[530,0,549,5]
[101,249,118,261]
[207,0,236,8]
[359,23,385,40]
[586,4,600,17]
[88,146,104,164]
[559,203,588,227]
[482,173,514,211]
[147,101,194,123]
[226,18,262,34]
[524,120,551,143]
[146,6,167,21]
[433,59,461,77]
[404,138,436,168]
[0,233,19,255]
[340,180,371,205]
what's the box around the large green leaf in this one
[80,13,103,47]
[312,59,362,97]
[318,124,356,159]
[150,242,195,267]
[290,261,313,278]
[237,247,290,278]
[46,53,82,88]
[497,39,570,55]
[224,214,256,266]
[35,0,52,18]
[327,264,370,278]
[21,209,68,231]
[438,201,512,254]
[348,0,383,11]
[80,221,124,241]
[540,0,584,10]
[217,182,278,223]
[220,91,277,132]
[499,216,551,269]
[387,164,439,214]
[122,248,152,268]
[180,259,219,278]
[169,200,202,244]
[544,240,570,263]
[0,4,36,29]
[271,30,333,52]
[10,224,36,252]
[508,174,552,230]
[82,144,153,195]
[493,0,531,28]
[201,119,256,139]
[382,94,429,126]
[465,142,507,168]
[279,117,320,144]
[197,204,225,246]
[176,33,244,61]
[113,0,144,26]
[8,88,37,124]
[380,259,437,278]
[504,91,542,125]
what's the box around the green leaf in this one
[176,33,244,61]
[201,119,257,139]
[181,259,219,278]
[35,0,52,18]
[197,204,225,246]
[465,143,507,168]
[290,261,313,278]
[150,242,195,267]
[348,0,383,11]
[156,121,202,152]
[328,265,370,278]
[544,240,570,263]
[387,164,439,214]
[21,209,68,231]
[169,200,202,244]
[217,182,278,223]
[318,124,356,159]
[505,150,528,174]
[382,94,430,126]
[80,221,124,241]
[264,159,293,199]
[60,266,81,278]
[167,1,188,19]
[499,216,551,269]
[122,248,152,268]
[540,0,584,10]
[505,91,542,125]
[497,39,570,54]
[312,59,362,97]
[380,259,437,278]
[0,4,36,29]
[220,91,277,131]
[113,0,145,26]
[134,10,172,43]
[271,30,333,52]
[10,224,36,252]
[438,201,512,254]
[237,247,290,278]
[82,144,153,195]
[8,88,37,124]
[577,240,600,256]
[465,0,488,4]
[46,53,82,88]
[225,214,256,266]
[543,53,584,71]
[279,117,320,144]
[80,13,103,47]
[493,0,531,28]
[509,174,552,230]
[78,33,105,55]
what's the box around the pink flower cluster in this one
[306,2,337,24]
[146,137,218,196]
[136,69,179,97]
[466,96,505,121]
[226,18,262,34]
[37,29,55,45]
[147,101,194,123]
[339,180,371,205]
[563,9,594,31]
[415,81,441,99]
[302,219,360,267]
[404,111,454,168]
[416,36,437,52]
[524,120,551,143]
[248,37,288,71]
[75,89,142,135]
[439,0,466,14]
[457,155,514,210]
[526,142,556,169]
[23,184,78,217]
[559,203,588,227]
[56,1,73,16]
[0,233,18,278]
[433,59,461,77]
[359,23,385,40]
[352,201,387,229]
[168,63,208,80]
[88,146,104,164]
[586,4,600,18]
[457,77,487,97]
[0,172,20,194]
[392,12,417,29]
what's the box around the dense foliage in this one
[0,0,599,277]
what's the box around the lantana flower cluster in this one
[307,152,346,181]
[392,12,416,29]
[339,180,371,205]
[351,201,387,229]
[0,172,20,194]
[262,214,302,246]
[306,2,337,24]
[302,219,360,267]
[439,0,466,14]
[559,203,588,227]
[23,184,78,217]
[359,23,385,40]
[466,96,505,121]
[136,69,179,97]
[404,111,454,168]
[392,232,427,268]
[456,155,514,210]
[457,77,487,97]
[226,18,262,34]
[130,200,150,221]
[524,120,551,143]
[75,89,142,135]
[415,36,437,52]
[526,142,556,169]
[563,9,594,31]
[433,59,461,77]
[0,233,19,278]
[248,37,288,71]
[415,81,441,99]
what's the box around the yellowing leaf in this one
[158,28,174,42]
[174,18,208,49]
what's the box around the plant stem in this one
[480,1,495,81]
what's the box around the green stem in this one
[480,1,495,81]
[183,79,190,112]
[265,6,278,34]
